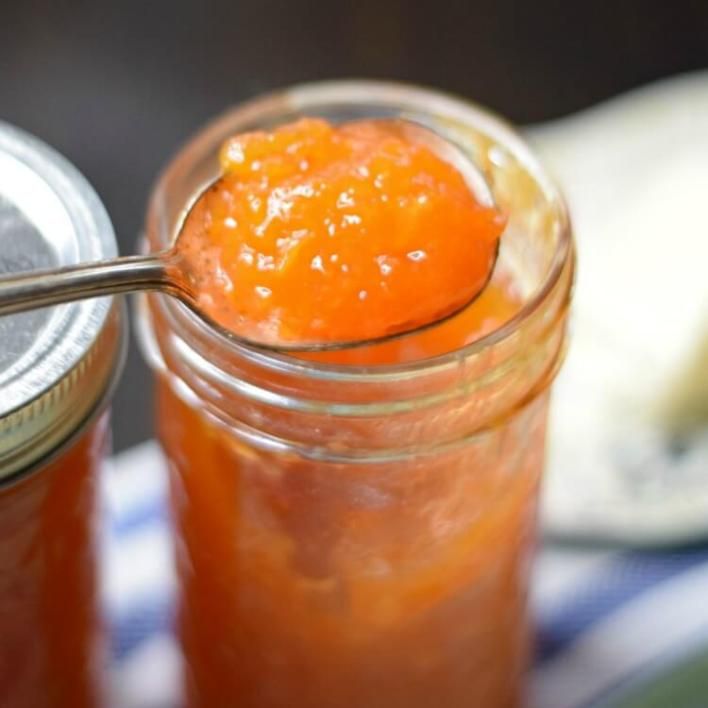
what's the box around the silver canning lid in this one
[0,122,124,481]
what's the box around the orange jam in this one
[145,101,571,708]
[0,416,107,708]
[177,118,503,345]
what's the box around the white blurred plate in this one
[529,72,708,545]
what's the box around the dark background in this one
[2,0,708,451]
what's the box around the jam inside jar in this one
[138,81,574,708]
[0,415,109,708]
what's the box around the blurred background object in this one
[530,74,708,544]
[2,0,708,450]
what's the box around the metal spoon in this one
[0,119,497,352]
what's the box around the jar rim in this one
[147,79,573,383]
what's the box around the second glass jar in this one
[0,122,125,708]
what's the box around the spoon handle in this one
[0,253,177,316]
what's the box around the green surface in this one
[598,645,708,708]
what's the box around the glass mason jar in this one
[138,81,574,708]
[0,123,126,708]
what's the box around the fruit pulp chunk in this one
[177,118,503,346]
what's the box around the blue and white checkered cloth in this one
[104,441,708,708]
